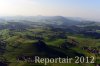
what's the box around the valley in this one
[0,16,99,66]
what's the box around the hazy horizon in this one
[0,0,100,21]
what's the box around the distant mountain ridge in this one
[0,16,99,26]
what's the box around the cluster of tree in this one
[82,31,100,39]
[82,46,100,55]
[0,39,7,54]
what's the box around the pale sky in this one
[0,0,100,21]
